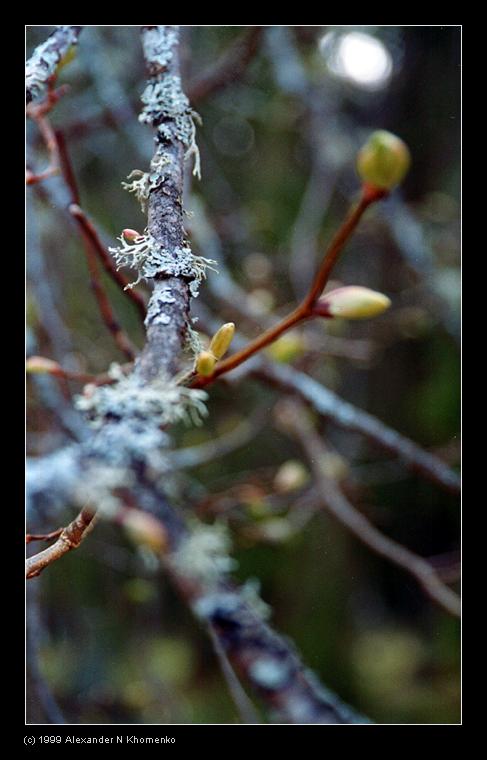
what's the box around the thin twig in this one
[286,400,460,617]
[169,414,263,469]
[26,528,63,544]
[188,27,263,104]
[208,628,261,724]
[253,360,461,495]
[68,201,147,320]
[52,134,137,361]
[192,187,384,388]
[26,86,68,185]
[26,506,97,579]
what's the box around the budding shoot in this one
[196,350,217,377]
[357,130,410,191]
[209,322,235,359]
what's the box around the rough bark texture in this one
[136,26,191,381]
[26,26,82,104]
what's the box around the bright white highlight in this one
[320,31,393,90]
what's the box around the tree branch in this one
[285,400,460,617]
[26,26,82,104]
[26,506,96,579]
[135,25,192,381]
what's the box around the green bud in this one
[322,286,391,320]
[58,45,77,72]
[196,350,217,377]
[274,460,309,493]
[26,356,61,375]
[121,510,168,553]
[357,130,410,190]
[209,322,235,359]
[267,333,306,363]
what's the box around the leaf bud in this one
[196,350,217,377]
[209,322,235,359]
[315,286,391,320]
[357,130,410,190]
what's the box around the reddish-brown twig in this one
[192,186,384,388]
[26,355,132,386]
[26,528,63,544]
[82,246,137,361]
[68,202,146,321]
[25,85,68,185]
[26,506,96,579]
[51,132,137,361]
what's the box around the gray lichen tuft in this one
[76,374,209,430]
[26,26,81,104]
[109,231,217,293]
[139,30,202,180]
[141,25,178,72]
[122,150,174,214]
[170,521,237,584]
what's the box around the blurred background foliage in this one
[26,26,460,725]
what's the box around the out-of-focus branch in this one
[188,27,263,104]
[284,400,460,617]
[26,111,60,185]
[26,506,96,579]
[208,628,261,724]
[26,355,132,387]
[253,360,460,495]
[194,302,460,495]
[169,414,263,469]
[27,582,66,724]
[53,133,137,361]
[68,201,147,321]
[26,85,68,185]
[26,26,82,104]
[27,458,365,723]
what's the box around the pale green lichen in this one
[249,657,291,691]
[122,150,175,213]
[183,322,204,357]
[139,74,202,179]
[170,521,237,583]
[240,578,272,621]
[142,25,178,71]
[26,26,80,103]
[75,374,209,430]
[121,170,151,213]
[109,231,217,294]
[72,464,132,519]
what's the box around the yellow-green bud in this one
[357,130,410,190]
[121,510,168,553]
[58,45,77,72]
[258,518,294,544]
[267,333,306,363]
[26,356,61,375]
[209,322,235,359]
[196,350,217,377]
[321,286,391,320]
[274,460,309,493]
